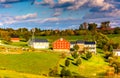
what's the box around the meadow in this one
[0,51,60,77]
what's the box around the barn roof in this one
[31,38,48,42]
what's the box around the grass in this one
[0,52,60,75]
[59,53,109,77]
[36,35,93,42]
[107,34,120,43]
[10,42,28,47]
[0,70,47,78]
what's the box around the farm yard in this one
[0,34,119,77]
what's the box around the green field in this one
[36,35,92,42]
[0,52,60,75]
[59,50,109,77]
[107,34,120,43]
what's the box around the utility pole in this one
[32,28,35,40]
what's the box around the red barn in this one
[11,38,20,42]
[53,38,70,52]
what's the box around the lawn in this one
[107,34,120,43]
[59,52,109,77]
[0,70,47,78]
[36,35,92,42]
[0,52,60,75]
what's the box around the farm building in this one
[11,38,20,42]
[84,41,96,53]
[76,40,85,51]
[53,38,70,52]
[113,49,120,56]
[28,38,49,49]
[70,41,76,48]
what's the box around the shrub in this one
[76,58,82,66]
[72,51,79,59]
[60,67,72,77]
[81,51,92,60]
[86,51,92,59]
[65,59,70,67]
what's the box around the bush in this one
[72,51,79,59]
[86,51,92,59]
[81,51,92,60]
[76,58,81,66]
[60,67,66,77]
[60,67,72,77]
[65,59,70,67]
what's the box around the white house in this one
[113,49,120,56]
[84,41,96,53]
[70,41,76,48]
[28,38,49,49]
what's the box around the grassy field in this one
[0,52,60,75]
[59,53,109,77]
[0,70,47,78]
[107,34,120,43]
[36,35,93,42]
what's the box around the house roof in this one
[76,40,84,43]
[85,41,96,44]
[11,38,20,40]
[31,39,48,42]
[70,41,76,44]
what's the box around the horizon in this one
[0,0,120,30]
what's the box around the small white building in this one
[84,41,96,53]
[113,49,120,56]
[70,41,76,48]
[28,38,49,49]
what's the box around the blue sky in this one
[0,0,120,30]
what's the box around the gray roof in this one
[76,40,84,43]
[85,41,96,44]
[70,41,76,44]
[31,39,48,42]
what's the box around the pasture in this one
[0,52,60,76]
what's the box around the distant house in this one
[28,38,49,49]
[70,41,76,48]
[84,41,96,53]
[113,49,120,56]
[53,38,70,52]
[11,38,20,42]
[76,40,85,51]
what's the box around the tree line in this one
[0,21,120,42]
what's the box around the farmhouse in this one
[113,49,120,56]
[11,38,20,42]
[70,41,76,48]
[28,38,49,49]
[84,41,96,53]
[76,40,85,51]
[53,38,70,52]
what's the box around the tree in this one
[76,58,81,66]
[86,51,92,60]
[114,27,120,34]
[73,44,79,51]
[88,23,97,31]
[109,45,113,52]
[65,59,70,67]
[72,51,79,59]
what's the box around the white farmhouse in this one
[84,41,96,53]
[113,49,120,56]
[28,38,49,49]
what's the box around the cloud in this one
[0,13,38,26]
[15,13,37,20]
[107,9,120,17]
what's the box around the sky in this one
[0,0,120,30]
